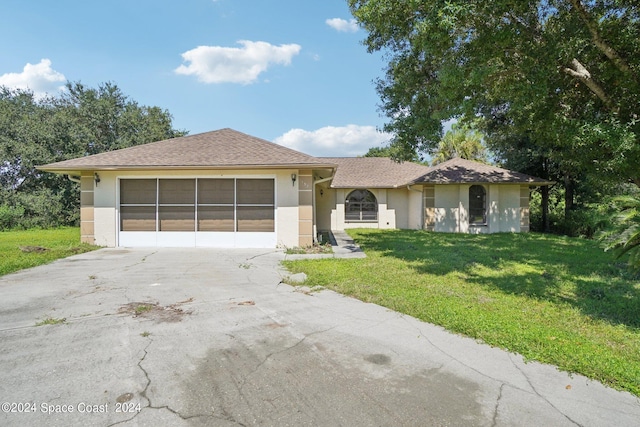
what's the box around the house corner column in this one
[298,170,313,246]
[80,172,95,245]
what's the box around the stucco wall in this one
[316,186,335,231]
[91,169,300,248]
[330,188,398,230]
[498,186,521,232]
[434,185,460,232]
[433,184,523,234]
[387,189,408,229]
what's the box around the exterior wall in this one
[321,186,423,232]
[80,172,95,244]
[387,189,408,229]
[424,185,435,231]
[498,186,521,232]
[407,187,424,230]
[459,185,470,233]
[297,170,313,246]
[431,184,524,234]
[91,169,301,248]
[329,188,399,230]
[520,186,530,232]
[434,185,460,232]
[316,186,335,231]
[94,172,117,247]
[377,189,395,229]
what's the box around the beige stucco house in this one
[38,128,550,248]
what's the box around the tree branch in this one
[567,0,635,79]
[563,58,619,113]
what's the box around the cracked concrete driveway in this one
[0,248,639,427]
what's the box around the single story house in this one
[38,128,550,248]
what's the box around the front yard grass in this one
[282,229,640,396]
[0,227,97,277]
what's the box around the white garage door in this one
[118,178,276,248]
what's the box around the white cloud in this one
[325,18,359,33]
[0,59,66,98]
[274,125,392,157]
[175,40,301,84]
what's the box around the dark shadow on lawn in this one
[352,230,640,329]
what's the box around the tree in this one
[600,195,640,271]
[348,0,640,185]
[362,145,422,162]
[430,125,487,165]
[0,82,186,228]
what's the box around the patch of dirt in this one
[19,245,49,253]
[118,298,193,323]
[235,300,255,306]
[286,243,333,254]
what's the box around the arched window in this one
[469,185,486,225]
[345,189,378,222]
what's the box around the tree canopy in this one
[349,0,640,184]
[0,82,186,229]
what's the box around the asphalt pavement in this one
[0,247,638,426]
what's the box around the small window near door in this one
[469,185,486,225]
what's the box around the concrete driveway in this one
[0,248,638,426]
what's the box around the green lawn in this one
[283,229,640,396]
[0,227,97,277]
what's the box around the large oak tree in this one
[349,0,639,185]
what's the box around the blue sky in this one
[0,0,394,157]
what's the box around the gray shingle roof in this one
[415,157,551,185]
[38,128,335,173]
[38,129,551,188]
[320,157,432,188]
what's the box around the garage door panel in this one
[120,179,156,204]
[237,179,274,204]
[198,206,234,232]
[237,206,275,232]
[121,206,156,231]
[159,206,195,231]
[159,179,195,204]
[198,179,234,204]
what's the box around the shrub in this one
[0,205,25,230]
[599,195,640,271]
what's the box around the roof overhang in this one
[409,180,555,186]
[37,163,338,176]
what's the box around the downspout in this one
[67,175,81,184]
[313,173,335,241]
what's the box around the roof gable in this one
[38,128,334,173]
[415,158,551,185]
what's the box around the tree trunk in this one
[541,185,550,233]
[564,174,574,220]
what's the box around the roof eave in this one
[37,163,338,174]
[416,180,555,186]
